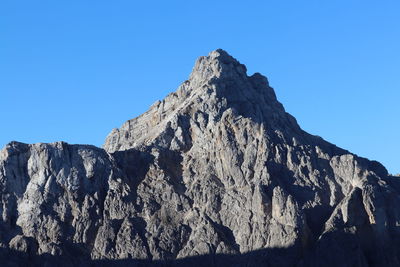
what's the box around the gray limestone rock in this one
[1,49,399,266]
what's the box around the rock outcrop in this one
[1,49,399,266]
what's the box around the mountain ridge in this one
[1,49,399,266]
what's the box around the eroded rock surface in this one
[1,50,399,266]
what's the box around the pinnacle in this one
[103,49,286,153]
[189,49,248,85]
[207,49,239,64]
[201,48,245,69]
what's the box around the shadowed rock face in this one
[1,49,400,267]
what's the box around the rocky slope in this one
[1,49,400,266]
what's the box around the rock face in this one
[1,49,400,266]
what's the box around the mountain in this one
[1,49,400,267]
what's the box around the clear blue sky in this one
[1,1,399,174]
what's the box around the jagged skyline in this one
[1,1,399,173]
[1,49,399,266]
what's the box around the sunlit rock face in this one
[1,50,400,267]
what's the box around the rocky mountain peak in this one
[187,49,274,105]
[189,49,247,83]
[104,49,295,153]
[1,50,399,267]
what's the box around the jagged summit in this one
[1,50,399,267]
[188,49,272,103]
[104,49,298,153]
[189,49,247,82]
[194,49,243,67]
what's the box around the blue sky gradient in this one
[1,1,399,173]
